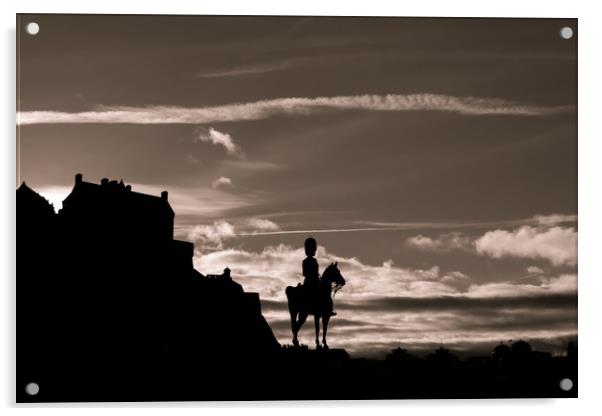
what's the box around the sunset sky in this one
[17,14,577,357]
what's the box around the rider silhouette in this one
[302,237,336,316]
[302,237,320,289]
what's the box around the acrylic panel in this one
[16,14,577,402]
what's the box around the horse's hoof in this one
[292,339,299,347]
[322,343,329,350]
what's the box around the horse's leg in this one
[288,292,299,346]
[314,315,321,348]
[322,315,330,349]
[290,309,299,347]
[295,312,308,345]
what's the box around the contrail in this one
[237,226,412,236]
[237,215,577,237]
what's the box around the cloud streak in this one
[196,61,294,78]
[17,94,570,125]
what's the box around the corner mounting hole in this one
[25,382,39,396]
[560,26,573,40]
[26,22,40,36]
[559,378,573,391]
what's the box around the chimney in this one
[101,178,109,186]
[75,173,83,185]
[161,191,168,201]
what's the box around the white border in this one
[3,0,601,414]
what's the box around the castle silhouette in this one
[17,174,279,401]
[17,174,577,401]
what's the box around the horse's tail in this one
[285,284,301,313]
[285,285,295,300]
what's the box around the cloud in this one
[465,274,577,298]
[405,232,472,252]
[17,94,571,125]
[532,214,578,226]
[475,226,577,266]
[211,176,233,189]
[220,160,283,172]
[195,127,243,157]
[187,220,236,251]
[186,218,282,252]
[332,291,577,313]
[526,266,544,275]
[245,218,280,232]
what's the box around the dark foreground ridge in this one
[17,175,577,401]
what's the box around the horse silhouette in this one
[285,262,346,349]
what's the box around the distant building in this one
[511,340,532,355]
[492,343,511,363]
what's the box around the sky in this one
[17,15,577,357]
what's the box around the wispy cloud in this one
[357,214,577,231]
[17,94,571,125]
[405,232,473,252]
[533,214,578,226]
[195,127,244,157]
[236,226,418,236]
[196,61,294,78]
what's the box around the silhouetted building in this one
[428,347,458,362]
[387,347,410,361]
[17,182,55,219]
[61,174,174,241]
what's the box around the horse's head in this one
[323,262,346,288]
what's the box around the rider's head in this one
[304,237,317,256]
